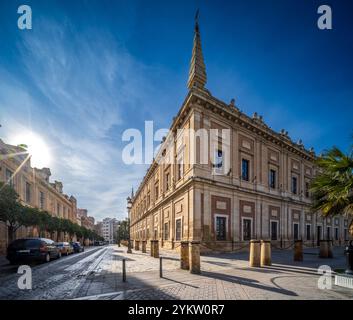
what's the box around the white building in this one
[102,218,118,244]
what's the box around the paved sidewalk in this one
[73,245,353,300]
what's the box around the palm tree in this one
[310,145,353,235]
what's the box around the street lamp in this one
[126,196,132,253]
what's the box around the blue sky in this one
[0,0,352,221]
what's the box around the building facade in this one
[0,139,78,254]
[102,218,118,244]
[77,208,95,230]
[94,221,103,238]
[129,19,352,252]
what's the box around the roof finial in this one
[187,10,207,90]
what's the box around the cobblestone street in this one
[75,245,353,300]
[1,244,352,300]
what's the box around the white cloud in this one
[0,18,158,221]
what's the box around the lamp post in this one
[126,196,132,254]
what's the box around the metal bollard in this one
[122,259,126,282]
[159,257,163,278]
[345,240,353,275]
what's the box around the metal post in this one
[159,256,163,278]
[122,259,126,282]
[127,218,132,254]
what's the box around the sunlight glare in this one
[11,132,52,168]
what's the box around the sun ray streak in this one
[0,153,31,191]
[0,151,29,160]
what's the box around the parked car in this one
[71,242,84,253]
[55,242,74,256]
[6,238,61,264]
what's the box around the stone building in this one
[94,221,103,238]
[129,18,352,252]
[0,139,78,254]
[77,208,95,230]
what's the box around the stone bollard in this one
[319,240,333,258]
[294,240,303,261]
[180,241,190,270]
[152,240,159,258]
[189,241,201,274]
[260,240,272,266]
[142,240,146,253]
[150,240,154,257]
[135,240,140,251]
[249,239,261,267]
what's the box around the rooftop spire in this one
[187,10,207,90]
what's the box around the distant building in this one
[102,218,118,244]
[77,208,95,230]
[94,221,103,237]
[0,139,79,254]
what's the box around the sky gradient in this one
[0,0,352,221]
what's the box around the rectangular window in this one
[242,159,249,181]
[270,221,278,240]
[317,226,322,246]
[164,222,169,240]
[25,182,31,203]
[177,154,184,180]
[269,169,276,189]
[305,182,310,198]
[155,183,159,200]
[166,173,170,191]
[175,219,182,241]
[242,218,252,241]
[344,229,348,241]
[216,216,227,241]
[154,229,158,240]
[5,169,14,187]
[147,193,150,208]
[57,203,60,216]
[335,227,339,241]
[39,191,45,209]
[326,226,331,240]
[306,224,311,240]
[213,149,223,169]
[291,176,298,194]
[293,223,299,240]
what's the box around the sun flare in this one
[10,132,52,168]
